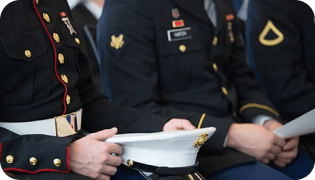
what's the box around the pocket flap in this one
[1,30,47,61]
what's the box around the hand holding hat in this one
[69,127,122,179]
[163,118,197,131]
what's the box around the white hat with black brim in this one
[105,127,216,180]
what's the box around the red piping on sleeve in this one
[66,146,70,172]
[3,168,69,174]
[32,0,68,115]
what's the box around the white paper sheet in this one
[273,108,315,138]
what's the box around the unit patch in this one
[259,20,284,46]
[167,27,192,42]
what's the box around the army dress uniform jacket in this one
[246,0,315,159]
[97,0,281,176]
[0,0,169,178]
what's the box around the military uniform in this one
[246,0,315,158]
[0,0,169,179]
[97,0,281,176]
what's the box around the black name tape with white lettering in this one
[167,27,192,42]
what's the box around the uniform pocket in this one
[0,30,50,104]
[157,28,203,92]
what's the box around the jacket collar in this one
[172,0,212,25]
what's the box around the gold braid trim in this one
[239,103,279,117]
[198,113,206,129]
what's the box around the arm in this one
[246,0,315,120]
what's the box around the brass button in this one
[213,63,218,72]
[212,36,218,46]
[61,74,68,84]
[222,87,228,95]
[58,53,65,64]
[75,38,80,45]
[66,95,71,105]
[179,44,186,52]
[36,0,39,5]
[6,155,14,164]
[29,157,38,166]
[25,50,32,58]
[53,33,60,43]
[127,159,133,167]
[53,159,62,167]
[43,13,50,23]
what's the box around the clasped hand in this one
[226,120,299,167]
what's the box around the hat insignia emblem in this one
[194,133,209,148]
[110,34,124,50]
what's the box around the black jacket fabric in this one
[246,0,315,159]
[97,0,280,176]
[0,0,168,177]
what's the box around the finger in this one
[97,174,111,180]
[274,160,286,167]
[269,145,282,155]
[106,155,122,166]
[261,159,270,164]
[275,157,292,164]
[264,153,276,161]
[101,165,118,176]
[273,135,286,147]
[283,137,299,151]
[182,121,197,130]
[103,142,123,156]
[89,128,118,141]
[277,149,298,160]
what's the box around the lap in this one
[206,146,314,180]
[206,161,293,180]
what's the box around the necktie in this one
[204,0,217,27]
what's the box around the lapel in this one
[172,0,212,25]
[213,0,224,35]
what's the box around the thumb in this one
[88,127,118,141]
[273,134,286,147]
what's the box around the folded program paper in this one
[273,108,315,138]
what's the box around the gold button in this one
[75,38,80,45]
[61,74,68,84]
[212,36,218,46]
[230,36,234,43]
[36,0,39,4]
[66,95,71,105]
[29,157,38,166]
[53,33,60,43]
[213,63,218,72]
[58,53,65,64]
[25,50,32,58]
[53,159,62,167]
[222,87,228,95]
[127,159,133,167]
[6,155,14,164]
[43,13,50,23]
[179,44,186,52]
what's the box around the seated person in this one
[0,0,195,179]
[246,0,315,160]
[97,0,314,179]
[71,0,105,93]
